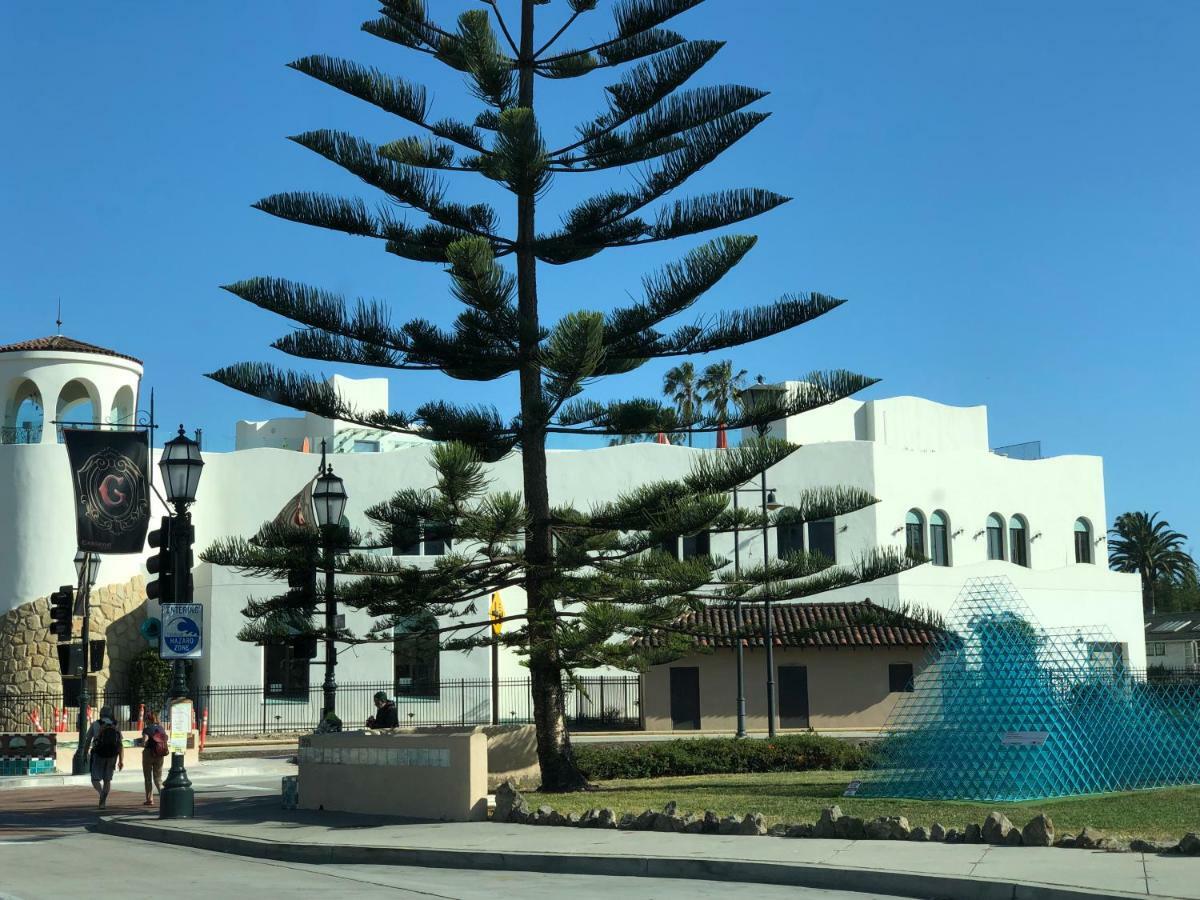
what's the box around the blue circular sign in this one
[163,615,201,655]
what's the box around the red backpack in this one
[147,728,169,758]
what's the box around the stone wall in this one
[0,576,148,731]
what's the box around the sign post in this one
[489,593,504,727]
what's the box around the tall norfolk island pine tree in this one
[210,0,920,791]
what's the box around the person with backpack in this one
[139,711,169,806]
[83,705,124,809]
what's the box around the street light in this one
[312,445,348,724]
[158,425,203,820]
[70,551,100,776]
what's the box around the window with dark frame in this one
[264,640,311,699]
[986,514,1005,561]
[777,522,805,558]
[808,518,836,563]
[681,531,711,559]
[394,615,440,699]
[888,662,915,693]
[905,510,925,558]
[1074,518,1093,564]
[1009,516,1029,567]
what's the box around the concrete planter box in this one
[298,729,487,821]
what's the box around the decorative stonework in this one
[0,575,148,731]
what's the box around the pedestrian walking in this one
[82,705,124,809]
[140,712,169,806]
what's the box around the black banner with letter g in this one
[63,428,151,554]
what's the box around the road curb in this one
[93,817,1151,900]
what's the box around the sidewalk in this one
[95,799,1200,900]
[0,757,294,791]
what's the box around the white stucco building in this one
[0,340,1145,733]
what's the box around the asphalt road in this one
[0,831,907,900]
[0,777,910,900]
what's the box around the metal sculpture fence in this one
[858,576,1200,801]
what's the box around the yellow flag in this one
[489,592,505,635]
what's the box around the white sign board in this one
[1001,731,1049,747]
[160,603,203,659]
[169,700,192,753]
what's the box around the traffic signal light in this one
[287,562,318,614]
[146,516,175,603]
[49,585,74,642]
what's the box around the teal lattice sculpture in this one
[858,576,1200,801]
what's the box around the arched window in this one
[109,385,135,426]
[1074,518,1093,564]
[930,510,950,567]
[986,514,1005,561]
[56,379,98,440]
[394,613,439,699]
[1009,515,1029,567]
[4,380,43,444]
[905,509,926,558]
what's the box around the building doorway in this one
[777,665,810,729]
[669,667,700,730]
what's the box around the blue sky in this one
[2,1,1197,546]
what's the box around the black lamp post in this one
[70,551,100,776]
[312,446,348,724]
[158,425,203,820]
[760,482,782,738]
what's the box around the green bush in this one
[574,734,870,779]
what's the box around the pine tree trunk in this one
[515,0,588,793]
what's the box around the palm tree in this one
[699,360,749,425]
[662,362,701,447]
[1108,511,1197,614]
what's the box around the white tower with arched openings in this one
[0,336,142,444]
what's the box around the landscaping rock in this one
[1005,829,1024,847]
[578,808,598,828]
[982,812,1014,845]
[702,810,721,835]
[930,823,947,842]
[767,823,788,837]
[963,824,983,844]
[786,823,814,839]
[683,814,705,834]
[944,828,962,844]
[1054,834,1076,849]
[597,808,618,829]
[865,817,893,840]
[1178,834,1200,856]
[618,812,636,830]
[909,826,929,842]
[565,812,580,826]
[1075,827,1105,850]
[493,780,531,824]
[1097,838,1130,853]
[1131,839,1174,854]
[834,815,866,840]
[717,815,740,836]
[889,816,912,840]
[652,805,686,832]
[633,809,658,831]
[814,805,842,839]
[737,813,767,836]
[1022,814,1054,847]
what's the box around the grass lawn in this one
[542,771,1200,841]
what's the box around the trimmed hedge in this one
[574,734,869,779]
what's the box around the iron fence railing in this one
[0,426,42,445]
[0,676,642,737]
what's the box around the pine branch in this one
[537,28,684,78]
[538,0,704,64]
[484,0,520,56]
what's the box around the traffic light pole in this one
[70,559,93,776]
[159,508,195,819]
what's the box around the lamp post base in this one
[71,747,88,776]
[159,753,194,819]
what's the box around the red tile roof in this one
[640,600,941,649]
[0,335,142,365]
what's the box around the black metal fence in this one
[0,676,642,737]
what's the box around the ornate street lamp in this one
[312,448,348,724]
[159,426,204,507]
[74,550,100,586]
[158,425,203,820]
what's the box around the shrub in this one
[574,734,870,780]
